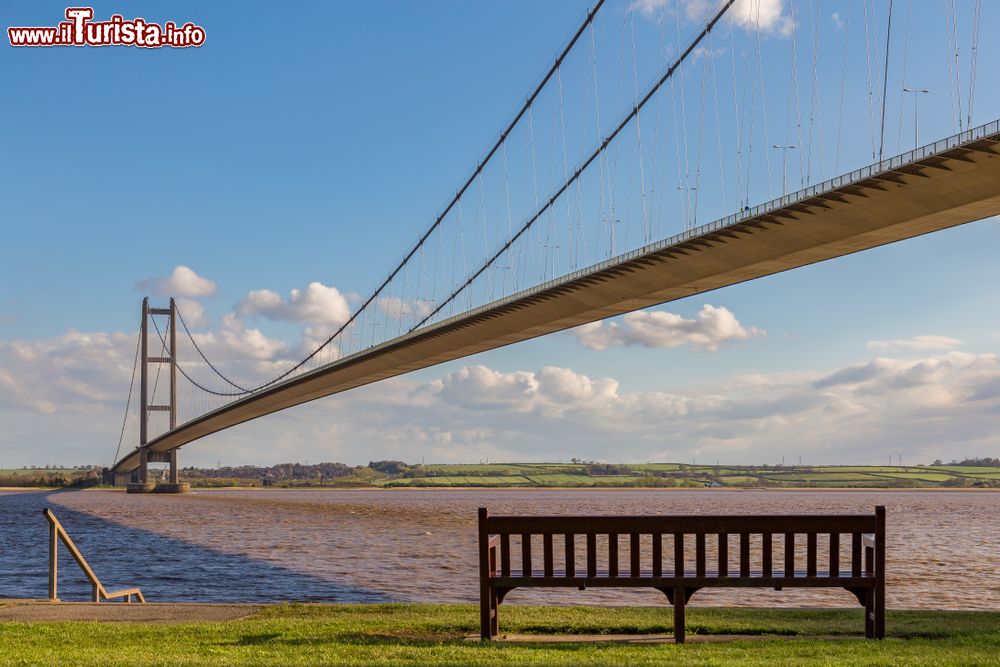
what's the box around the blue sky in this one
[1,0,999,469]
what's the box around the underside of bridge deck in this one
[112,127,1000,476]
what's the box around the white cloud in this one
[831,11,844,28]
[0,272,991,469]
[175,297,208,329]
[377,296,435,321]
[292,349,1000,466]
[728,0,794,35]
[574,305,764,352]
[1,320,999,468]
[0,330,135,416]
[430,365,619,417]
[635,0,794,36]
[629,0,672,19]
[692,46,728,60]
[137,266,217,298]
[434,366,540,412]
[236,282,351,328]
[188,314,287,363]
[866,335,962,353]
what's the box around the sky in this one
[1,0,999,469]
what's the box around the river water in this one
[1,488,997,609]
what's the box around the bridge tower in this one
[126,297,188,493]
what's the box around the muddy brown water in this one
[1,489,997,609]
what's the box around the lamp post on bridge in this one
[902,88,930,150]
[771,144,796,196]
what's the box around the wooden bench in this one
[478,506,885,642]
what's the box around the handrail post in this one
[48,519,58,601]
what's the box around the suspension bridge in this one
[105,0,998,491]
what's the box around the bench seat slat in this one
[490,569,875,588]
[493,567,875,580]
[485,515,877,535]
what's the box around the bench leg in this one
[875,581,885,639]
[673,586,685,644]
[480,583,492,640]
[864,588,874,639]
[490,587,499,637]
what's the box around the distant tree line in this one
[0,469,99,488]
[931,457,1000,467]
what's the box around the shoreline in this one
[5,485,997,493]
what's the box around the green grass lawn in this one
[1,604,998,666]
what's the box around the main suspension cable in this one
[151,315,245,397]
[156,0,608,400]
[175,305,249,392]
[112,318,142,466]
[410,0,737,333]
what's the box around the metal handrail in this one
[44,508,145,603]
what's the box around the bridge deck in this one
[113,122,1000,474]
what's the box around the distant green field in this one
[632,463,684,472]
[369,462,1000,489]
[381,473,680,488]
[873,472,957,481]
[420,462,583,475]
[717,475,756,483]
[931,465,1000,473]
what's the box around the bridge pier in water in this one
[122,451,188,493]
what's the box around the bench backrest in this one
[479,506,885,581]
